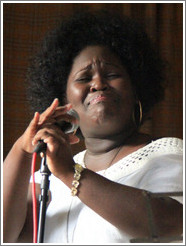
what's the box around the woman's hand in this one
[18,98,79,156]
[28,98,79,179]
[32,123,78,179]
[18,98,59,154]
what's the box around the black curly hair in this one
[27,9,165,119]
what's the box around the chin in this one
[89,106,115,125]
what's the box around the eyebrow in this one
[75,64,92,76]
[74,61,122,76]
[104,62,121,69]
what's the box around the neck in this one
[83,130,151,172]
[84,130,147,155]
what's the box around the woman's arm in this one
[3,99,66,242]
[75,169,182,238]
[3,138,34,242]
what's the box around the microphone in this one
[33,109,79,154]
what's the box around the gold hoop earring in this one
[132,100,143,127]
[138,100,142,124]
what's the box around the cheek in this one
[117,84,136,114]
[117,81,135,103]
[66,84,85,107]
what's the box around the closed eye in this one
[75,77,92,83]
[106,73,121,79]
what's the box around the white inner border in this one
[1,1,185,245]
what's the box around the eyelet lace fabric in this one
[73,137,183,181]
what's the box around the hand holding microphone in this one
[33,109,79,153]
[31,100,80,178]
[19,98,79,155]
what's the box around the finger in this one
[40,152,45,158]
[54,114,79,125]
[32,130,51,146]
[43,105,73,121]
[32,126,68,146]
[43,136,61,153]
[38,123,65,134]
[45,98,59,115]
[67,133,80,145]
[38,102,72,126]
[52,104,72,114]
[38,119,58,129]
[43,135,71,156]
[52,105,73,115]
[38,98,59,125]
[48,98,59,113]
[28,112,40,133]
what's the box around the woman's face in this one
[66,45,136,138]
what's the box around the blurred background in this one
[3,2,183,161]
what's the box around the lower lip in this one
[90,96,108,105]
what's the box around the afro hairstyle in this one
[27,9,166,118]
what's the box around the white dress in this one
[33,137,183,243]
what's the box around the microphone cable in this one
[31,152,38,243]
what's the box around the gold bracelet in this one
[71,164,84,196]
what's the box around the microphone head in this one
[56,109,79,134]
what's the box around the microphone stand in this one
[37,149,51,243]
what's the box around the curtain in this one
[3,3,183,160]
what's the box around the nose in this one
[90,75,108,92]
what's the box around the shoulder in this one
[136,138,183,191]
[149,137,183,154]
[133,137,182,164]
[134,137,183,175]
[104,137,182,181]
[137,137,183,162]
[117,138,183,202]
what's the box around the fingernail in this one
[66,104,72,110]
[40,152,44,158]
[52,98,59,105]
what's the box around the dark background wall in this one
[3,3,183,160]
